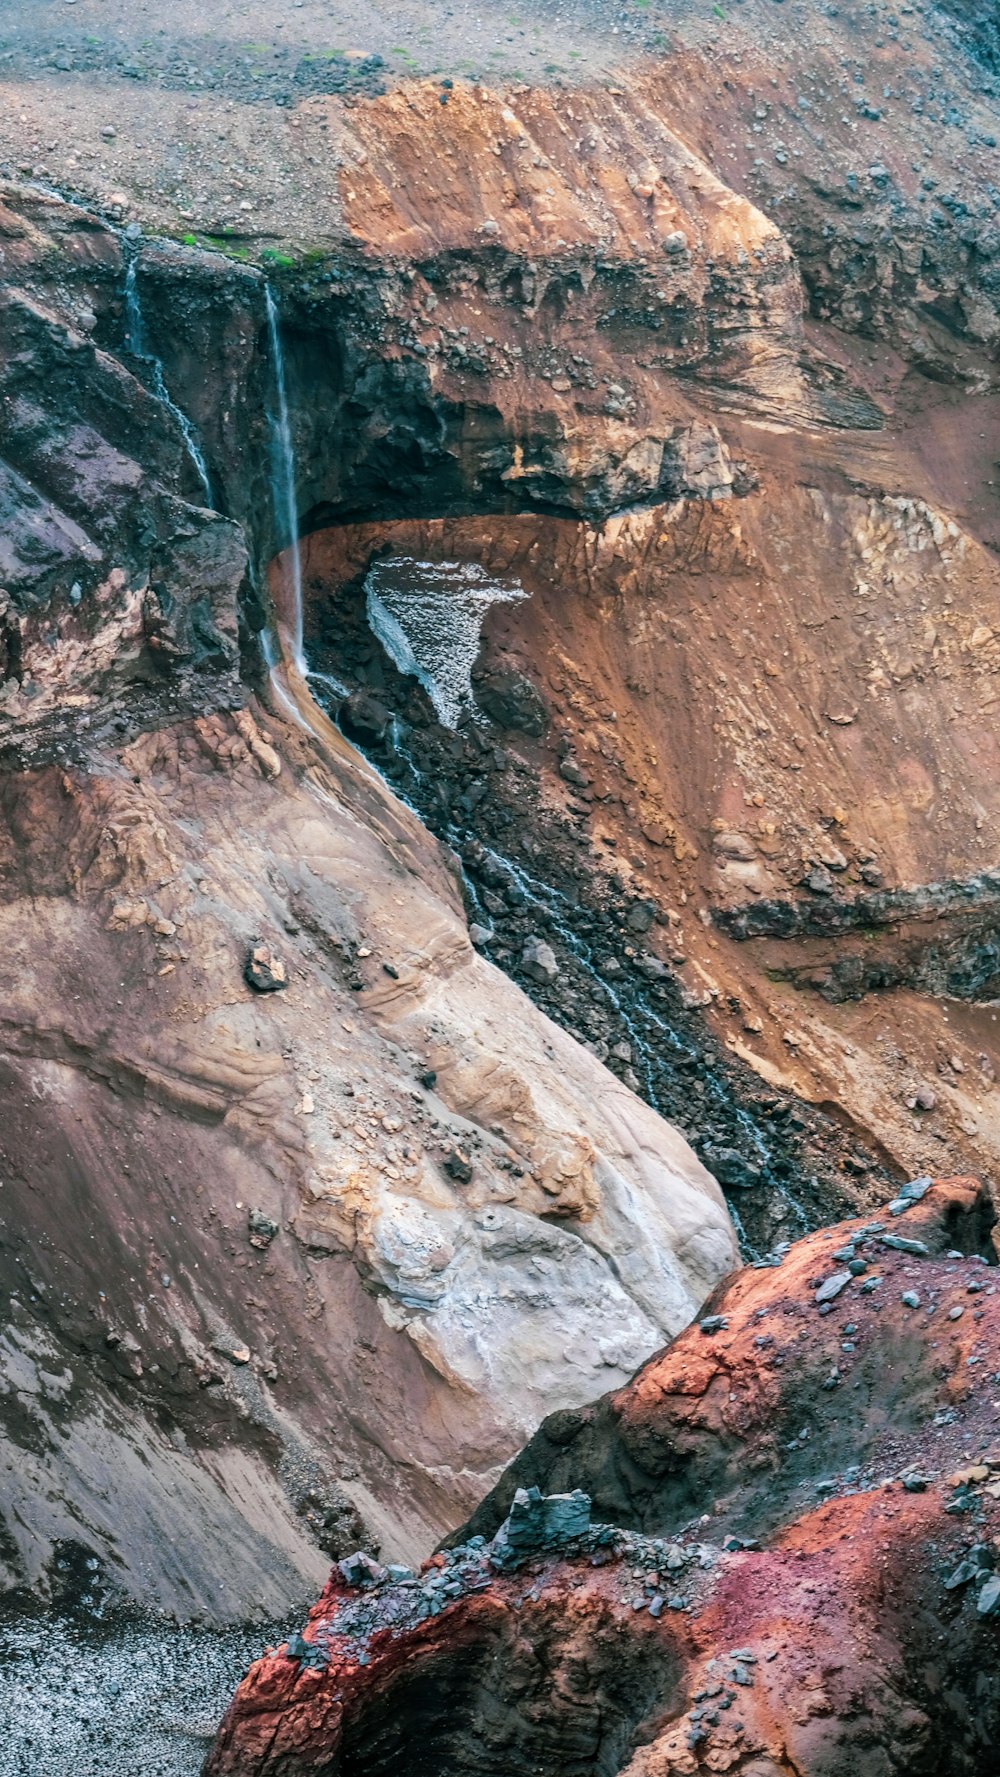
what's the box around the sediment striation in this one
[3,19,1000,1770]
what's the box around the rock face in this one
[0,695,735,1617]
[3,0,1000,1678]
[206,1176,1000,1775]
[0,192,247,762]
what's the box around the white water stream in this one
[124,260,213,508]
[365,558,528,729]
[264,285,305,674]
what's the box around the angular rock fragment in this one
[244,943,288,993]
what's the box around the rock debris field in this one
[0,1603,288,1777]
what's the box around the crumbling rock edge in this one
[207,1177,1000,1776]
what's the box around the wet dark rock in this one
[705,1147,762,1189]
[339,689,391,743]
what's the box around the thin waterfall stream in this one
[264,285,305,675]
[123,259,213,508]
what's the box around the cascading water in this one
[366,559,529,730]
[264,285,305,674]
[123,258,213,508]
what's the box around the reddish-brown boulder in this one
[206,1176,1000,1775]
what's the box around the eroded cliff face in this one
[1,0,999,1727]
[0,692,738,1614]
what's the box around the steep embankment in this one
[207,1175,1000,1776]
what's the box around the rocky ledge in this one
[208,1174,1000,1775]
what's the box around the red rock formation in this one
[207,1176,1000,1775]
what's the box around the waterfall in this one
[264,284,304,673]
[365,558,529,729]
[124,259,213,508]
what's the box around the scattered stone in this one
[558,757,591,789]
[803,864,834,895]
[521,937,559,985]
[699,1314,729,1335]
[475,669,548,736]
[489,1487,591,1568]
[247,1208,279,1249]
[444,1145,473,1184]
[338,1551,387,1589]
[901,1290,921,1310]
[945,1558,981,1590]
[888,1176,934,1215]
[244,943,287,993]
[713,830,757,862]
[705,1147,762,1189]
[340,689,391,744]
[625,901,656,935]
[815,1271,852,1304]
[283,1631,319,1665]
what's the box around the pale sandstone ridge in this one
[0,692,735,1613]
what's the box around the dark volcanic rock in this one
[207,1178,1000,1777]
[244,943,288,993]
[474,668,548,736]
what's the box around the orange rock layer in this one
[207,1176,1000,1775]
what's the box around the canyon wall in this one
[1,0,999,1687]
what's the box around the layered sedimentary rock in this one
[0,691,737,1615]
[2,0,1000,1649]
[207,1176,1000,1775]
